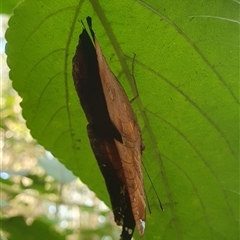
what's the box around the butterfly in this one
[72,16,146,240]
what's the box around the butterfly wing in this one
[93,36,146,236]
[87,123,136,240]
[72,18,140,239]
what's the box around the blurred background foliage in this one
[1,4,120,240]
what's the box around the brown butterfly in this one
[72,17,146,240]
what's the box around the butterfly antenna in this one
[130,53,139,103]
[142,162,164,211]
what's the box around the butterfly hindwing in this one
[87,123,135,240]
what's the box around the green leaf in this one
[0,216,65,240]
[20,173,58,194]
[6,0,239,239]
[0,0,21,14]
